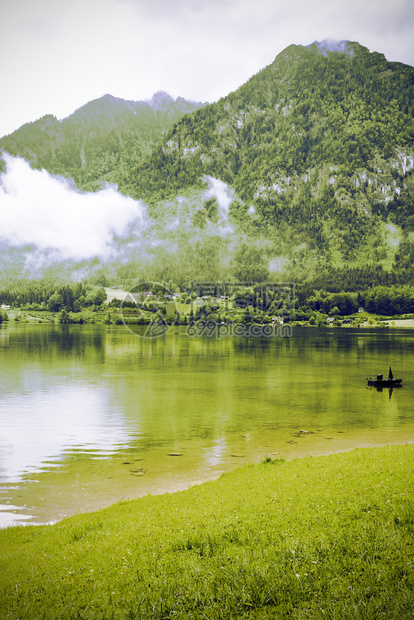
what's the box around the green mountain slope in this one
[1,41,414,286]
[0,92,207,191]
[120,40,414,272]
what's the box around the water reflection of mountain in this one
[1,323,414,527]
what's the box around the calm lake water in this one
[1,323,413,528]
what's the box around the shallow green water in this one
[1,323,413,527]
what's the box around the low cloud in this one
[0,155,287,282]
[0,154,148,261]
[203,176,234,236]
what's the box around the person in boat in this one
[375,368,395,383]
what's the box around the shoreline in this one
[1,443,414,618]
[3,437,413,531]
[3,311,414,330]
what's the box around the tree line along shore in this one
[2,280,414,328]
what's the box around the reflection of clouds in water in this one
[0,510,34,528]
[0,385,130,484]
[204,438,227,466]
[0,331,9,347]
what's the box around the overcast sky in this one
[1,0,414,138]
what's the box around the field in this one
[1,444,413,619]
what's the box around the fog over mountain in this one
[0,154,148,262]
[1,41,414,287]
[0,153,258,285]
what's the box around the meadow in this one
[1,444,413,619]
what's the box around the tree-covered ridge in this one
[126,42,414,199]
[120,42,414,269]
[1,41,414,285]
[0,93,207,191]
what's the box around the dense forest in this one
[1,275,414,329]
[0,92,206,191]
[119,42,414,272]
[124,43,414,202]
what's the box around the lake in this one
[1,323,413,528]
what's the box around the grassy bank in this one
[1,444,413,619]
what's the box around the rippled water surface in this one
[1,323,413,527]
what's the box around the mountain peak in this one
[149,91,175,109]
[306,39,355,57]
[102,93,118,102]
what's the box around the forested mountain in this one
[119,41,414,273]
[0,92,207,191]
[1,40,414,287]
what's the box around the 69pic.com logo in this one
[119,283,176,339]
[119,281,295,339]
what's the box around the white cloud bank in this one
[0,154,148,261]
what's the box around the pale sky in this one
[1,0,413,138]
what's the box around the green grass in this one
[1,444,414,619]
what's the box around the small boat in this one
[367,367,402,387]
